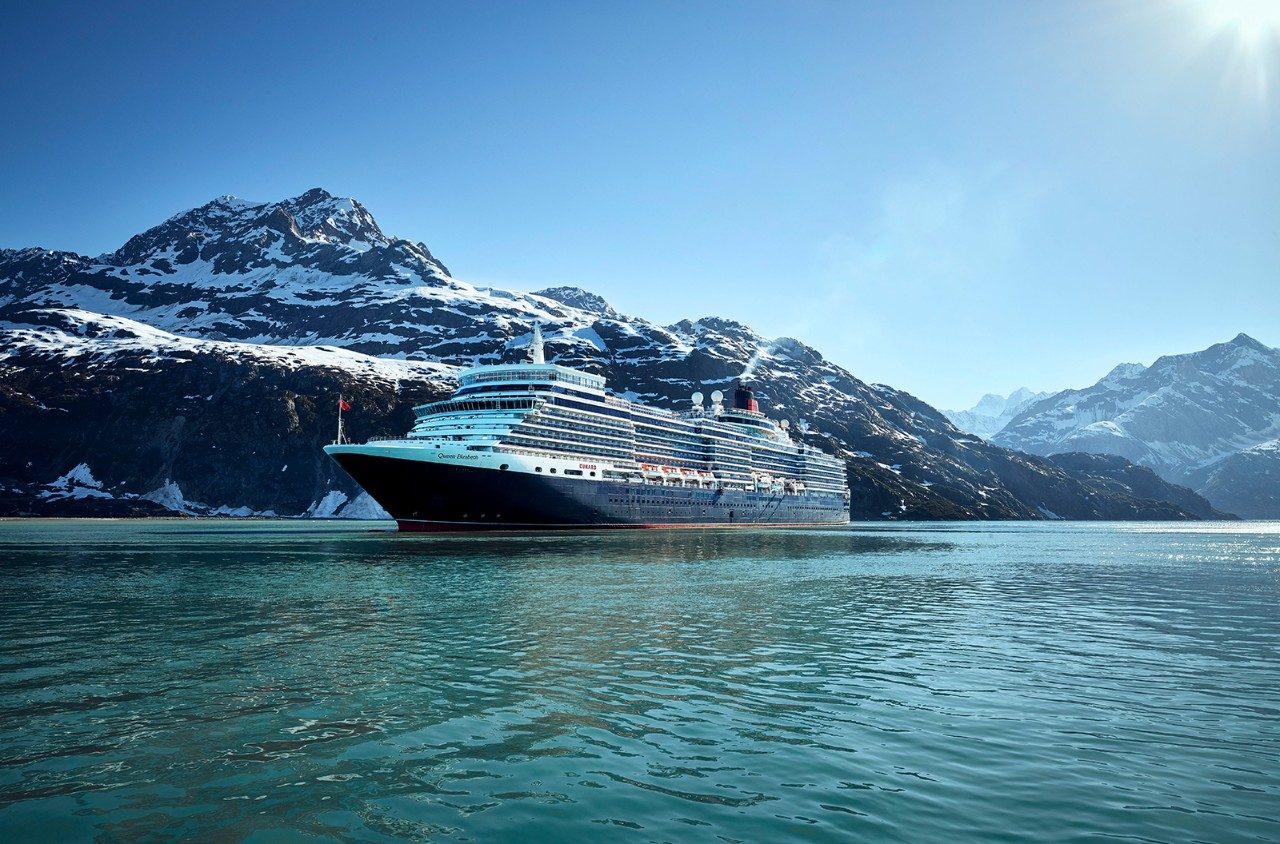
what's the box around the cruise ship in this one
[325,325,851,530]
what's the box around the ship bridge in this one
[454,363,606,394]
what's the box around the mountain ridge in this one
[0,188,1229,521]
[993,334,1280,517]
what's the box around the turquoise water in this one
[0,521,1277,842]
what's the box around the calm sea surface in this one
[0,520,1277,842]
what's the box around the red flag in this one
[339,399,352,412]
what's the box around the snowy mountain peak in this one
[0,189,461,350]
[210,194,255,208]
[770,337,825,366]
[1227,333,1269,352]
[1147,334,1278,376]
[1006,387,1042,405]
[276,188,387,248]
[105,188,394,266]
[296,187,334,202]
[534,286,618,317]
[670,317,757,341]
[943,387,1050,439]
[1100,362,1146,387]
[971,393,1011,415]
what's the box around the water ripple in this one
[0,520,1277,841]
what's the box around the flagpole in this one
[337,395,344,445]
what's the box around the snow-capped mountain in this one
[0,189,1228,520]
[993,335,1280,516]
[943,388,1050,439]
[0,189,621,364]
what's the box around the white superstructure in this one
[373,354,848,497]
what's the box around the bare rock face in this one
[0,190,1226,520]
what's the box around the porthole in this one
[535,467,542,472]
[550,468,557,473]
[499,464,509,471]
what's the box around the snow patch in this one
[307,490,348,518]
[335,491,392,520]
[143,480,196,514]
[573,326,608,352]
[50,463,102,490]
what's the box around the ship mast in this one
[530,321,545,364]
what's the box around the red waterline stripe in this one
[395,519,850,532]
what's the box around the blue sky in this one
[2,0,1276,409]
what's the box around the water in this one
[0,520,1277,842]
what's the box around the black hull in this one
[329,453,849,531]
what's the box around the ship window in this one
[499,464,509,471]
[550,468,557,473]
[589,471,596,477]
[535,467,542,472]
[564,469,583,476]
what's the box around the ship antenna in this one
[530,321,546,364]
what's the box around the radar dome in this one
[710,390,724,403]
[691,391,704,404]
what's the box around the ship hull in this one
[327,452,849,531]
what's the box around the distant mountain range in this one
[0,189,1230,521]
[986,336,1280,518]
[943,389,1051,440]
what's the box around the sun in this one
[1198,0,1280,50]
[1184,0,1280,105]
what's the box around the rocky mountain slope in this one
[943,388,1050,439]
[1187,439,1279,520]
[993,335,1280,517]
[0,189,1229,521]
[0,308,454,518]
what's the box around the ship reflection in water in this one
[375,524,956,564]
[0,519,1277,843]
